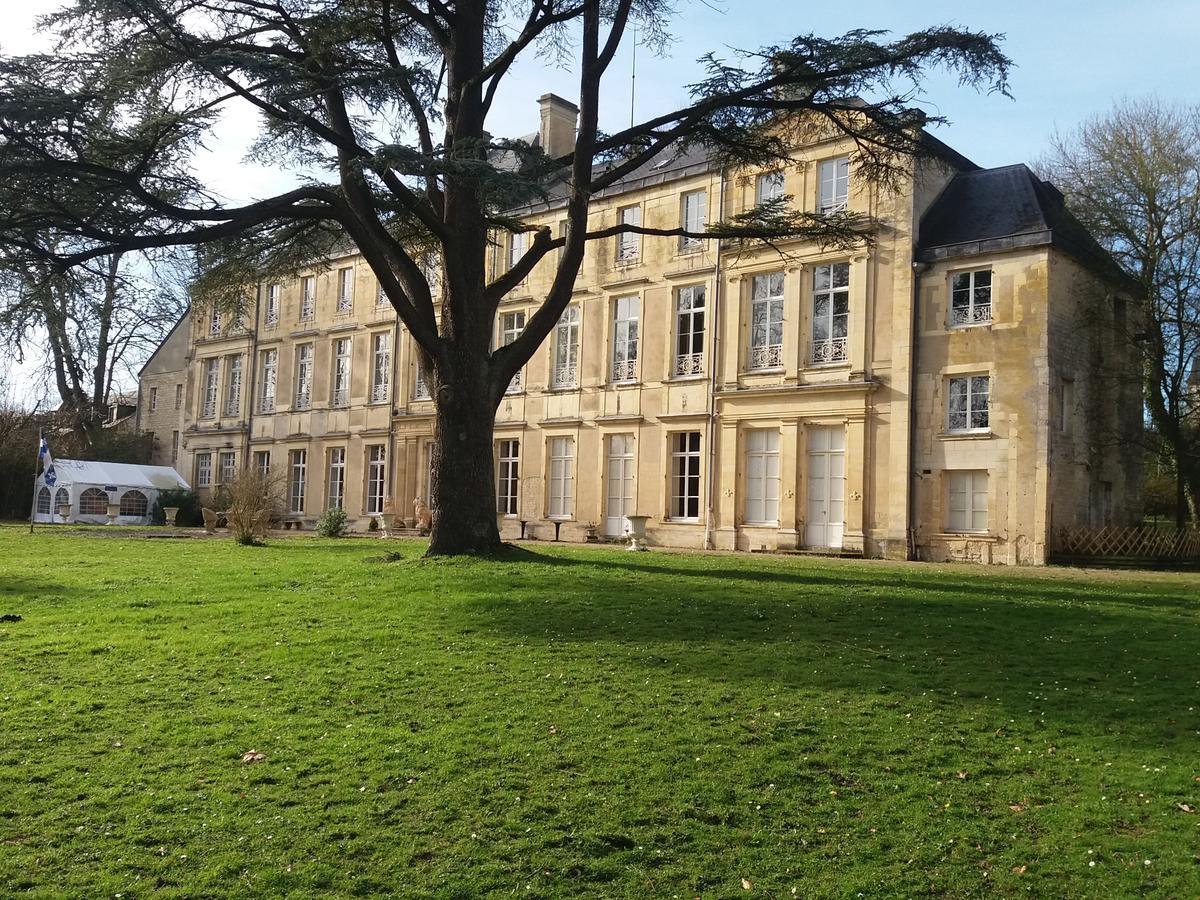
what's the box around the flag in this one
[38,435,57,487]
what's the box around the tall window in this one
[377,283,390,307]
[253,450,271,475]
[744,430,781,524]
[259,348,278,413]
[552,306,580,389]
[498,439,520,516]
[223,355,242,417]
[371,332,391,403]
[289,449,307,514]
[611,296,639,382]
[413,358,431,400]
[616,205,641,263]
[947,471,988,533]
[336,266,354,313]
[499,311,526,393]
[325,448,345,510]
[508,231,527,271]
[818,157,850,213]
[675,284,706,376]
[201,358,219,418]
[196,451,213,488]
[756,171,785,204]
[670,432,702,521]
[294,343,313,410]
[171,430,179,464]
[149,386,158,411]
[749,272,785,370]
[811,262,849,365]
[366,445,387,514]
[950,269,992,326]
[265,283,280,325]
[299,275,316,320]
[208,306,221,336]
[680,189,707,252]
[36,486,51,515]
[218,450,236,484]
[548,437,574,519]
[331,338,351,407]
[948,375,990,432]
[174,383,182,409]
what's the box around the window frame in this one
[201,358,219,418]
[196,451,213,488]
[552,305,580,390]
[810,262,850,366]
[669,431,703,522]
[218,450,236,485]
[336,266,354,313]
[674,284,706,377]
[947,374,991,434]
[365,444,386,514]
[547,436,575,520]
[616,204,642,263]
[949,269,993,328]
[259,348,278,413]
[748,272,785,371]
[818,156,850,213]
[223,354,243,417]
[611,295,640,383]
[294,343,314,410]
[289,449,307,514]
[253,450,271,476]
[371,332,391,403]
[326,447,346,511]
[946,470,988,533]
[756,170,785,205]
[679,189,707,252]
[299,275,316,321]
[265,283,281,325]
[331,337,352,407]
[743,429,781,525]
[498,310,526,394]
[497,438,520,516]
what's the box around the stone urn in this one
[163,506,180,527]
[105,501,121,525]
[377,511,396,538]
[56,503,71,524]
[625,515,650,551]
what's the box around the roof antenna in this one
[629,27,637,129]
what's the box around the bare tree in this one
[1041,98,1200,525]
[0,1,1010,553]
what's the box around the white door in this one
[805,426,845,549]
[605,434,635,536]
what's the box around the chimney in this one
[538,93,579,159]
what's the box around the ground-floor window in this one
[548,436,574,519]
[289,450,307,514]
[670,431,702,521]
[79,487,109,515]
[36,486,51,514]
[119,490,148,517]
[219,451,236,485]
[366,445,386,514]
[947,470,988,533]
[744,429,780,524]
[327,448,345,510]
[253,450,271,476]
[497,439,519,516]
[196,452,212,488]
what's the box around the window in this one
[327,447,346,510]
[289,450,307,514]
[366,445,387,514]
[548,437,574,519]
[253,450,271,476]
[950,270,992,326]
[818,157,850,213]
[498,439,519,516]
[259,349,278,413]
[675,284,706,376]
[300,275,316,320]
[552,306,580,389]
[201,358,219,418]
[680,189,707,252]
[811,262,849,365]
[616,205,641,263]
[749,272,785,370]
[219,451,236,484]
[499,311,526,393]
[377,283,390,307]
[756,171,785,205]
[1060,378,1075,434]
[119,490,148,517]
[948,375,990,432]
[294,344,314,409]
[171,431,180,464]
[174,383,182,410]
[36,486,51,515]
[265,283,280,326]
[744,430,781,524]
[371,332,391,403]
[149,386,158,412]
[413,358,431,400]
[224,354,243,417]
[331,338,351,407]
[508,230,527,271]
[947,471,988,533]
[336,266,354,313]
[196,452,213,488]
[208,306,221,336]
[611,296,639,382]
[79,488,109,515]
[670,432,702,521]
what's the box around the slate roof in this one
[917,163,1138,291]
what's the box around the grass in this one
[1,526,1198,898]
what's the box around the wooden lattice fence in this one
[1053,525,1200,565]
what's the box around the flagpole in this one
[29,429,41,534]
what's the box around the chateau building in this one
[137,96,1142,564]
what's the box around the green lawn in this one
[1,526,1198,898]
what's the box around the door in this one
[605,434,635,536]
[805,426,845,549]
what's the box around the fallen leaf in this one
[1177,803,1195,814]
[956,771,969,779]
[741,878,752,890]
[1008,804,1023,812]
[241,750,266,763]
[1011,865,1027,874]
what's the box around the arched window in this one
[54,488,70,511]
[36,486,51,514]
[79,488,109,515]
[119,490,148,517]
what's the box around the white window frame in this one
[947,374,991,433]
[196,451,213,488]
[756,171,785,205]
[208,306,221,336]
[326,447,346,510]
[947,470,988,533]
[669,431,703,522]
[413,356,431,400]
[371,332,390,403]
[497,439,520,516]
[818,157,850,213]
[811,262,850,366]
[259,349,278,413]
[218,450,236,485]
[201,358,219,418]
[171,431,180,464]
[680,189,707,252]
[265,283,280,326]
[331,337,351,407]
[498,311,526,394]
[294,343,313,410]
[366,445,386,515]
[744,430,781,524]
[674,284,706,377]
[223,354,242,417]
[552,306,580,390]
[950,269,992,327]
[749,272,785,370]
[611,295,639,383]
[299,275,316,321]
[547,436,574,519]
[508,230,527,272]
[336,266,354,313]
[616,205,641,263]
[289,449,307,514]
[253,450,271,476]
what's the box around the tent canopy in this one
[43,459,190,491]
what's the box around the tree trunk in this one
[426,357,504,556]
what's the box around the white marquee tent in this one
[33,459,190,526]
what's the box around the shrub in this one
[316,507,349,537]
[223,469,285,545]
[151,488,203,527]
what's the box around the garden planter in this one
[377,511,396,538]
[106,502,120,525]
[57,504,71,524]
[163,506,180,527]
[625,515,650,551]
